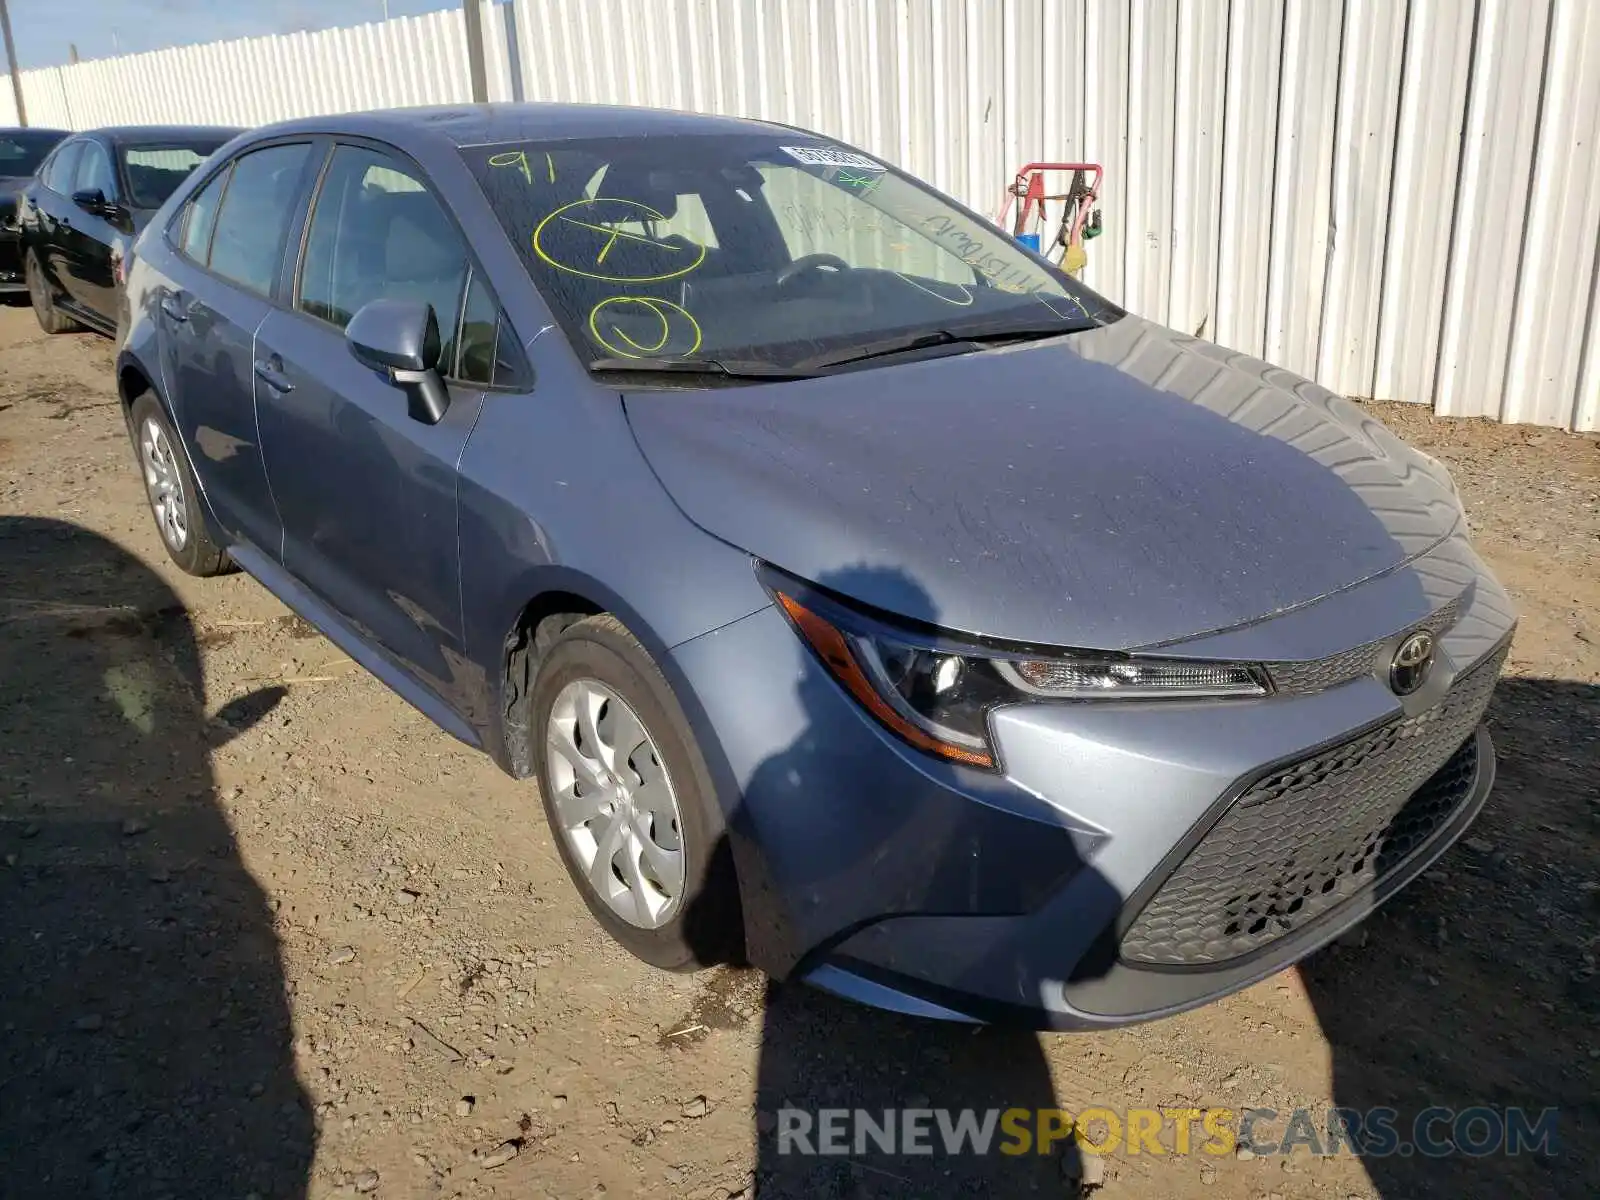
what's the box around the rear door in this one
[156,141,317,556]
[253,141,509,706]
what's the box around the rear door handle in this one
[160,295,188,322]
[253,357,294,394]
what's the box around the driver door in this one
[254,142,503,710]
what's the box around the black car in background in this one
[1,127,71,297]
[16,125,238,334]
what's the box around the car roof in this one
[1,126,70,137]
[247,102,796,152]
[81,125,243,147]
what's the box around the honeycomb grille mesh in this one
[1265,594,1465,695]
[1120,641,1508,968]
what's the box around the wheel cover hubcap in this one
[546,679,687,929]
[139,417,188,551]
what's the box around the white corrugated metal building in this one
[3,0,1597,431]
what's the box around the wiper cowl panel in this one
[588,356,815,380]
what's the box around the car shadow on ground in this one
[1302,673,1600,1197]
[0,517,312,1197]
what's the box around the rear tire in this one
[129,393,231,577]
[530,614,742,970]
[25,251,80,334]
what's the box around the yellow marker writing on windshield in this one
[589,296,703,358]
[487,150,532,184]
[534,198,706,284]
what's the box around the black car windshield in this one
[122,143,223,209]
[0,130,66,178]
[463,133,1119,374]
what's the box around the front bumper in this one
[669,527,1516,1029]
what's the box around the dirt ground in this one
[1,302,1596,1200]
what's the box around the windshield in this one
[123,144,222,209]
[463,133,1119,374]
[0,130,67,179]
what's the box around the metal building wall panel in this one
[1372,0,1475,409]
[1502,0,1600,428]
[1317,0,1406,398]
[1213,0,1284,358]
[1123,0,1177,325]
[1436,0,1553,419]
[1169,0,1229,340]
[1080,0,1130,299]
[1263,0,1342,378]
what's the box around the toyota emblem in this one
[1390,630,1435,696]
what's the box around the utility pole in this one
[0,0,26,126]
[461,0,488,104]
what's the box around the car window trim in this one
[284,135,529,392]
[41,139,84,196]
[173,160,234,270]
[166,137,320,301]
[73,140,118,204]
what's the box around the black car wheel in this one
[25,251,80,335]
[129,393,231,577]
[530,614,742,970]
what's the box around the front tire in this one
[531,614,741,970]
[129,393,231,577]
[25,251,80,334]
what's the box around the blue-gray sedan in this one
[113,104,1516,1029]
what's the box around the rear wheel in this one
[25,251,80,334]
[531,614,741,970]
[129,393,231,577]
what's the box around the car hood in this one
[623,316,1463,650]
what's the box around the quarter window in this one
[451,269,502,386]
[179,167,230,265]
[297,145,469,342]
[206,143,312,297]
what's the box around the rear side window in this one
[179,167,230,264]
[296,144,468,337]
[40,142,82,194]
[207,143,312,297]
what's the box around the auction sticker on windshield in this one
[780,145,885,170]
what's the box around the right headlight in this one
[766,570,1269,771]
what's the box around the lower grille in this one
[1120,642,1508,968]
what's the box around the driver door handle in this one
[160,295,188,322]
[253,356,294,394]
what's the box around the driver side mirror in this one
[346,298,450,425]
[71,188,132,231]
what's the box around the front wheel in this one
[129,394,231,577]
[531,614,741,970]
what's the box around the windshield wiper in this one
[589,356,816,380]
[796,319,1097,372]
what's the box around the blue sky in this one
[8,0,456,69]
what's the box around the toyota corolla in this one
[113,105,1515,1028]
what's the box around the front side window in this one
[74,142,117,200]
[179,166,230,265]
[207,143,311,296]
[40,142,82,194]
[124,144,221,209]
[297,145,470,342]
[0,130,67,178]
[463,134,1117,374]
